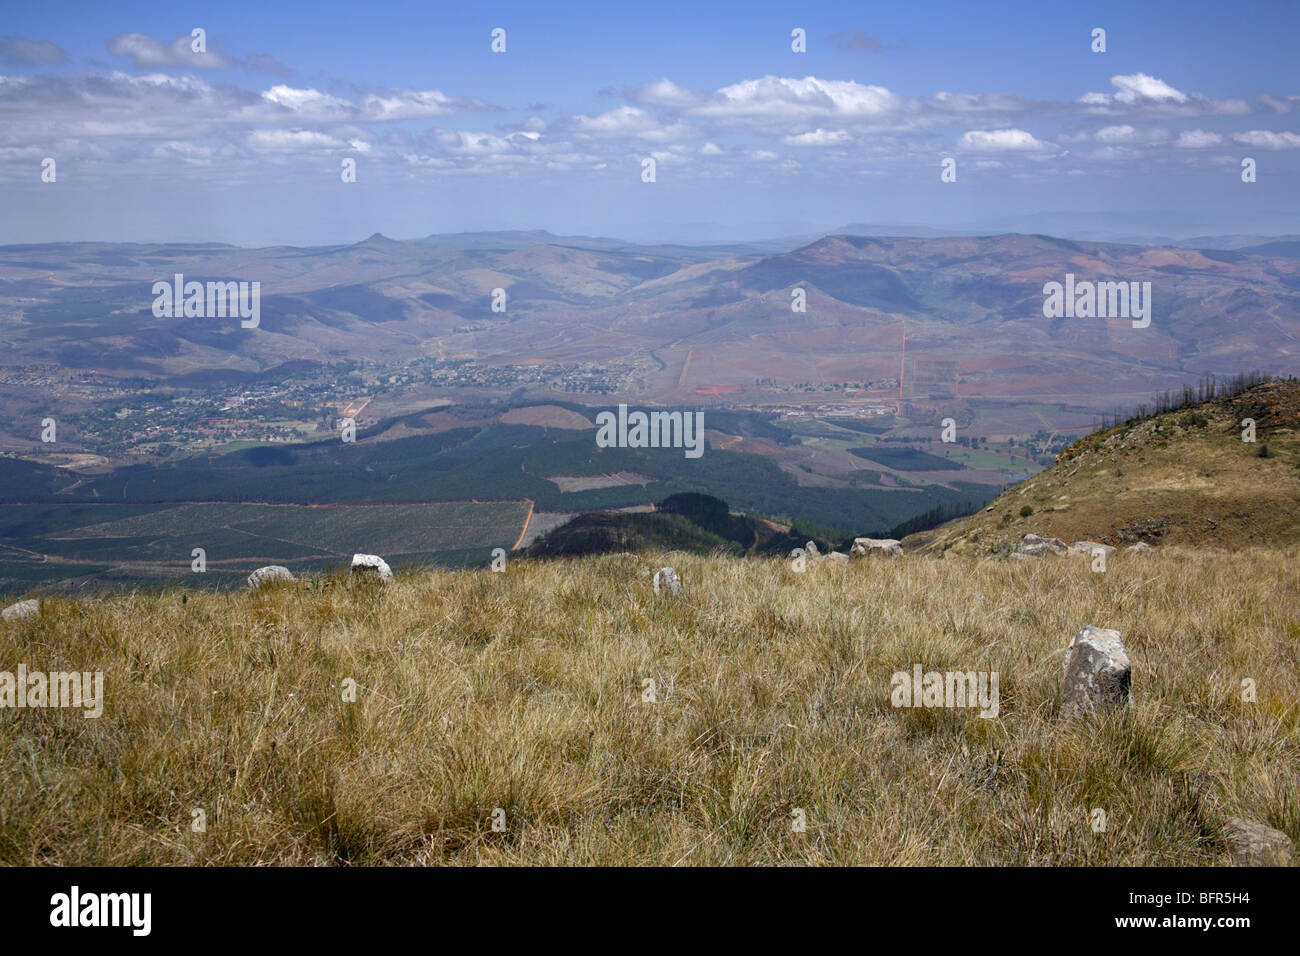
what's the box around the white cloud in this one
[629,78,700,108]
[690,75,904,124]
[783,128,850,146]
[1259,94,1300,115]
[1079,73,1249,117]
[1111,73,1188,104]
[362,89,494,120]
[247,129,346,152]
[1232,129,1300,149]
[1174,129,1222,148]
[108,32,234,70]
[568,105,693,142]
[262,85,352,118]
[959,128,1047,151]
[1096,124,1137,143]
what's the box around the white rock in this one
[1,599,39,622]
[850,537,902,558]
[247,565,295,589]
[823,551,849,563]
[804,540,820,558]
[1126,541,1155,553]
[350,553,393,581]
[653,567,682,595]
[1061,626,1133,718]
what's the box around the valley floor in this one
[2,548,1297,865]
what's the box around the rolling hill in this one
[909,378,1300,554]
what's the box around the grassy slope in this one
[3,547,1297,865]
[908,380,1300,554]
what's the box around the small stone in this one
[247,566,295,589]
[1126,541,1155,553]
[1061,626,1132,718]
[653,567,682,595]
[1,599,39,622]
[350,553,393,581]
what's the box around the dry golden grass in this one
[2,547,1298,865]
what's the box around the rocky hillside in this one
[910,380,1300,555]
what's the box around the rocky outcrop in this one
[350,553,393,581]
[653,567,682,595]
[850,538,902,558]
[1223,817,1294,866]
[1,599,39,622]
[1017,533,1067,557]
[1061,626,1133,718]
[248,566,295,589]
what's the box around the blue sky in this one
[1,0,1298,244]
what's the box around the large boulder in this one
[1223,817,1294,866]
[1061,626,1133,718]
[850,538,902,558]
[1018,533,1067,557]
[247,565,295,589]
[1,599,39,622]
[804,540,820,558]
[350,553,392,581]
[653,567,682,595]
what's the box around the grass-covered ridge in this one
[3,547,1296,865]
[912,379,1300,554]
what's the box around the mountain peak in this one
[356,232,401,246]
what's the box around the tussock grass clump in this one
[2,547,1297,865]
